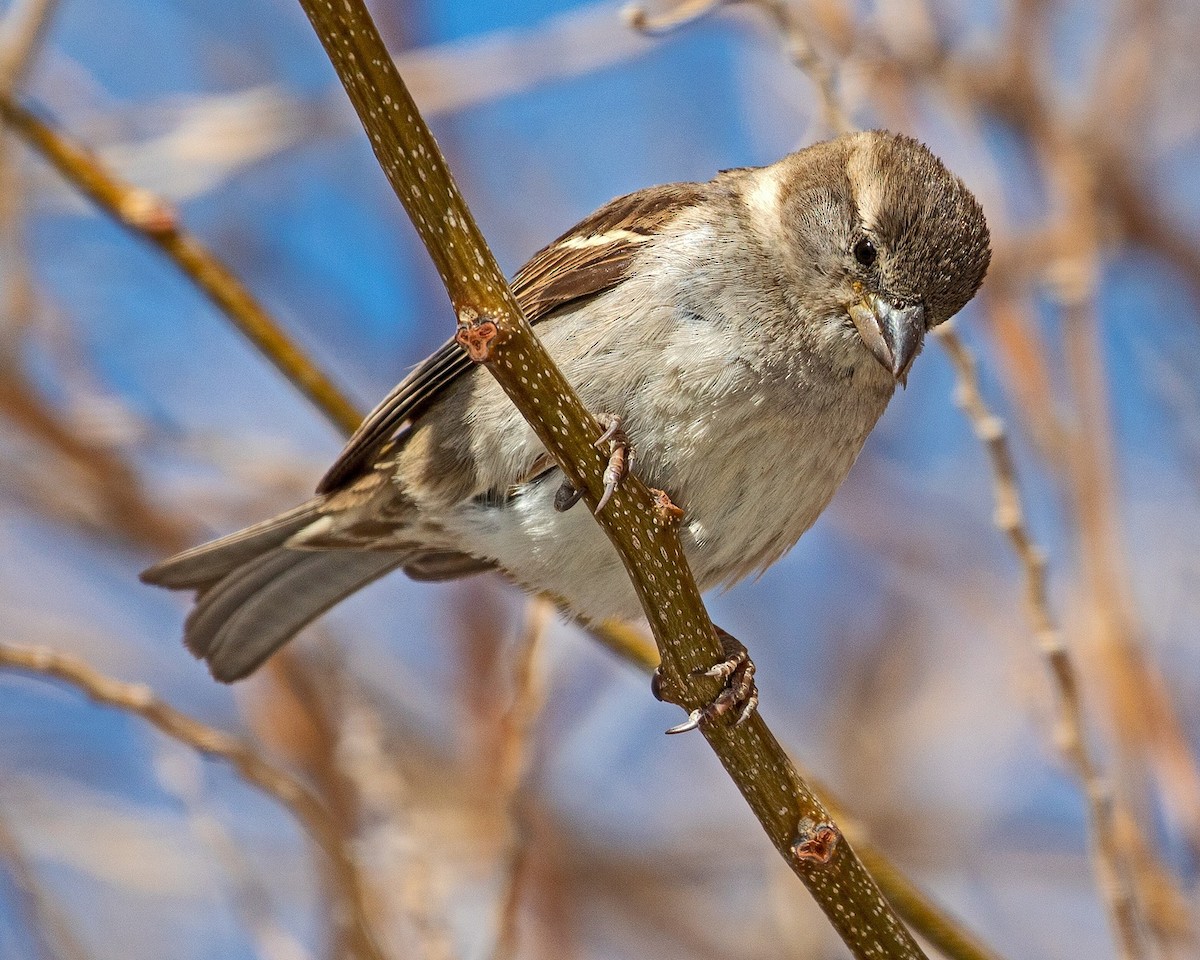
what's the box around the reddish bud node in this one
[455,311,499,362]
[121,188,178,236]
[650,487,685,526]
[793,818,840,865]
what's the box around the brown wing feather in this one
[317,182,706,494]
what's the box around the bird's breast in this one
[628,358,890,591]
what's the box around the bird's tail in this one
[141,499,409,682]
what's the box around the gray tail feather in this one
[140,499,326,590]
[141,499,403,682]
[142,499,496,682]
[182,548,408,682]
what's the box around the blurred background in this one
[0,0,1197,958]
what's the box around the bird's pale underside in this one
[143,130,990,684]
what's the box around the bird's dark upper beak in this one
[849,295,926,384]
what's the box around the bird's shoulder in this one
[316,180,715,494]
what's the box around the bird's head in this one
[766,130,991,384]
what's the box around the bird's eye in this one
[853,237,877,267]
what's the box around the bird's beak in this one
[849,295,926,385]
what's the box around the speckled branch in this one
[293,2,933,957]
[0,77,988,954]
[588,622,1006,960]
[0,641,387,960]
[0,94,363,437]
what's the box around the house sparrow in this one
[143,130,990,689]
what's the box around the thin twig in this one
[936,324,1144,960]
[0,810,92,960]
[491,596,553,960]
[849,3,1194,944]
[624,0,850,134]
[934,11,1200,885]
[0,94,363,437]
[0,641,388,960]
[0,0,59,92]
[962,227,1194,930]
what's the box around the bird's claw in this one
[594,416,624,448]
[653,627,758,735]
[551,414,633,513]
[593,414,632,514]
[664,708,705,736]
[553,479,583,512]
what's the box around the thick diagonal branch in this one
[292,2,930,956]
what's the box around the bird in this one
[142,129,991,692]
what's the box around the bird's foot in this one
[551,414,632,514]
[652,627,758,735]
[594,414,632,513]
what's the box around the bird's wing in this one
[316,182,706,493]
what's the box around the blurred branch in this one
[586,618,660,672]
[622,0,722,34]
[977,283,1071,466]
[936,325,1144,960]
[0,94,363,437]
[0,641,388,960]
[333,691,458,960]
[0,810,91,960]
[885,7,1200,904]
[844,828,1003,960]
[292,1,932,956]
[0,0,58,91]
[0,0,56,351]
[249,656,367,960]
[981,2,1199,934]
[1052,224,1197,949]
[626,0,850,135]
[258,650,458,960]
[0,365,194,551]
[491,596,553,960]
[0,1,193,557]
[0,139,33,350]
[154,745,314,960]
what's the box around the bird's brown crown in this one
[845,131,991,325]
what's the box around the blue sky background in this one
[1,0,1198,958]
